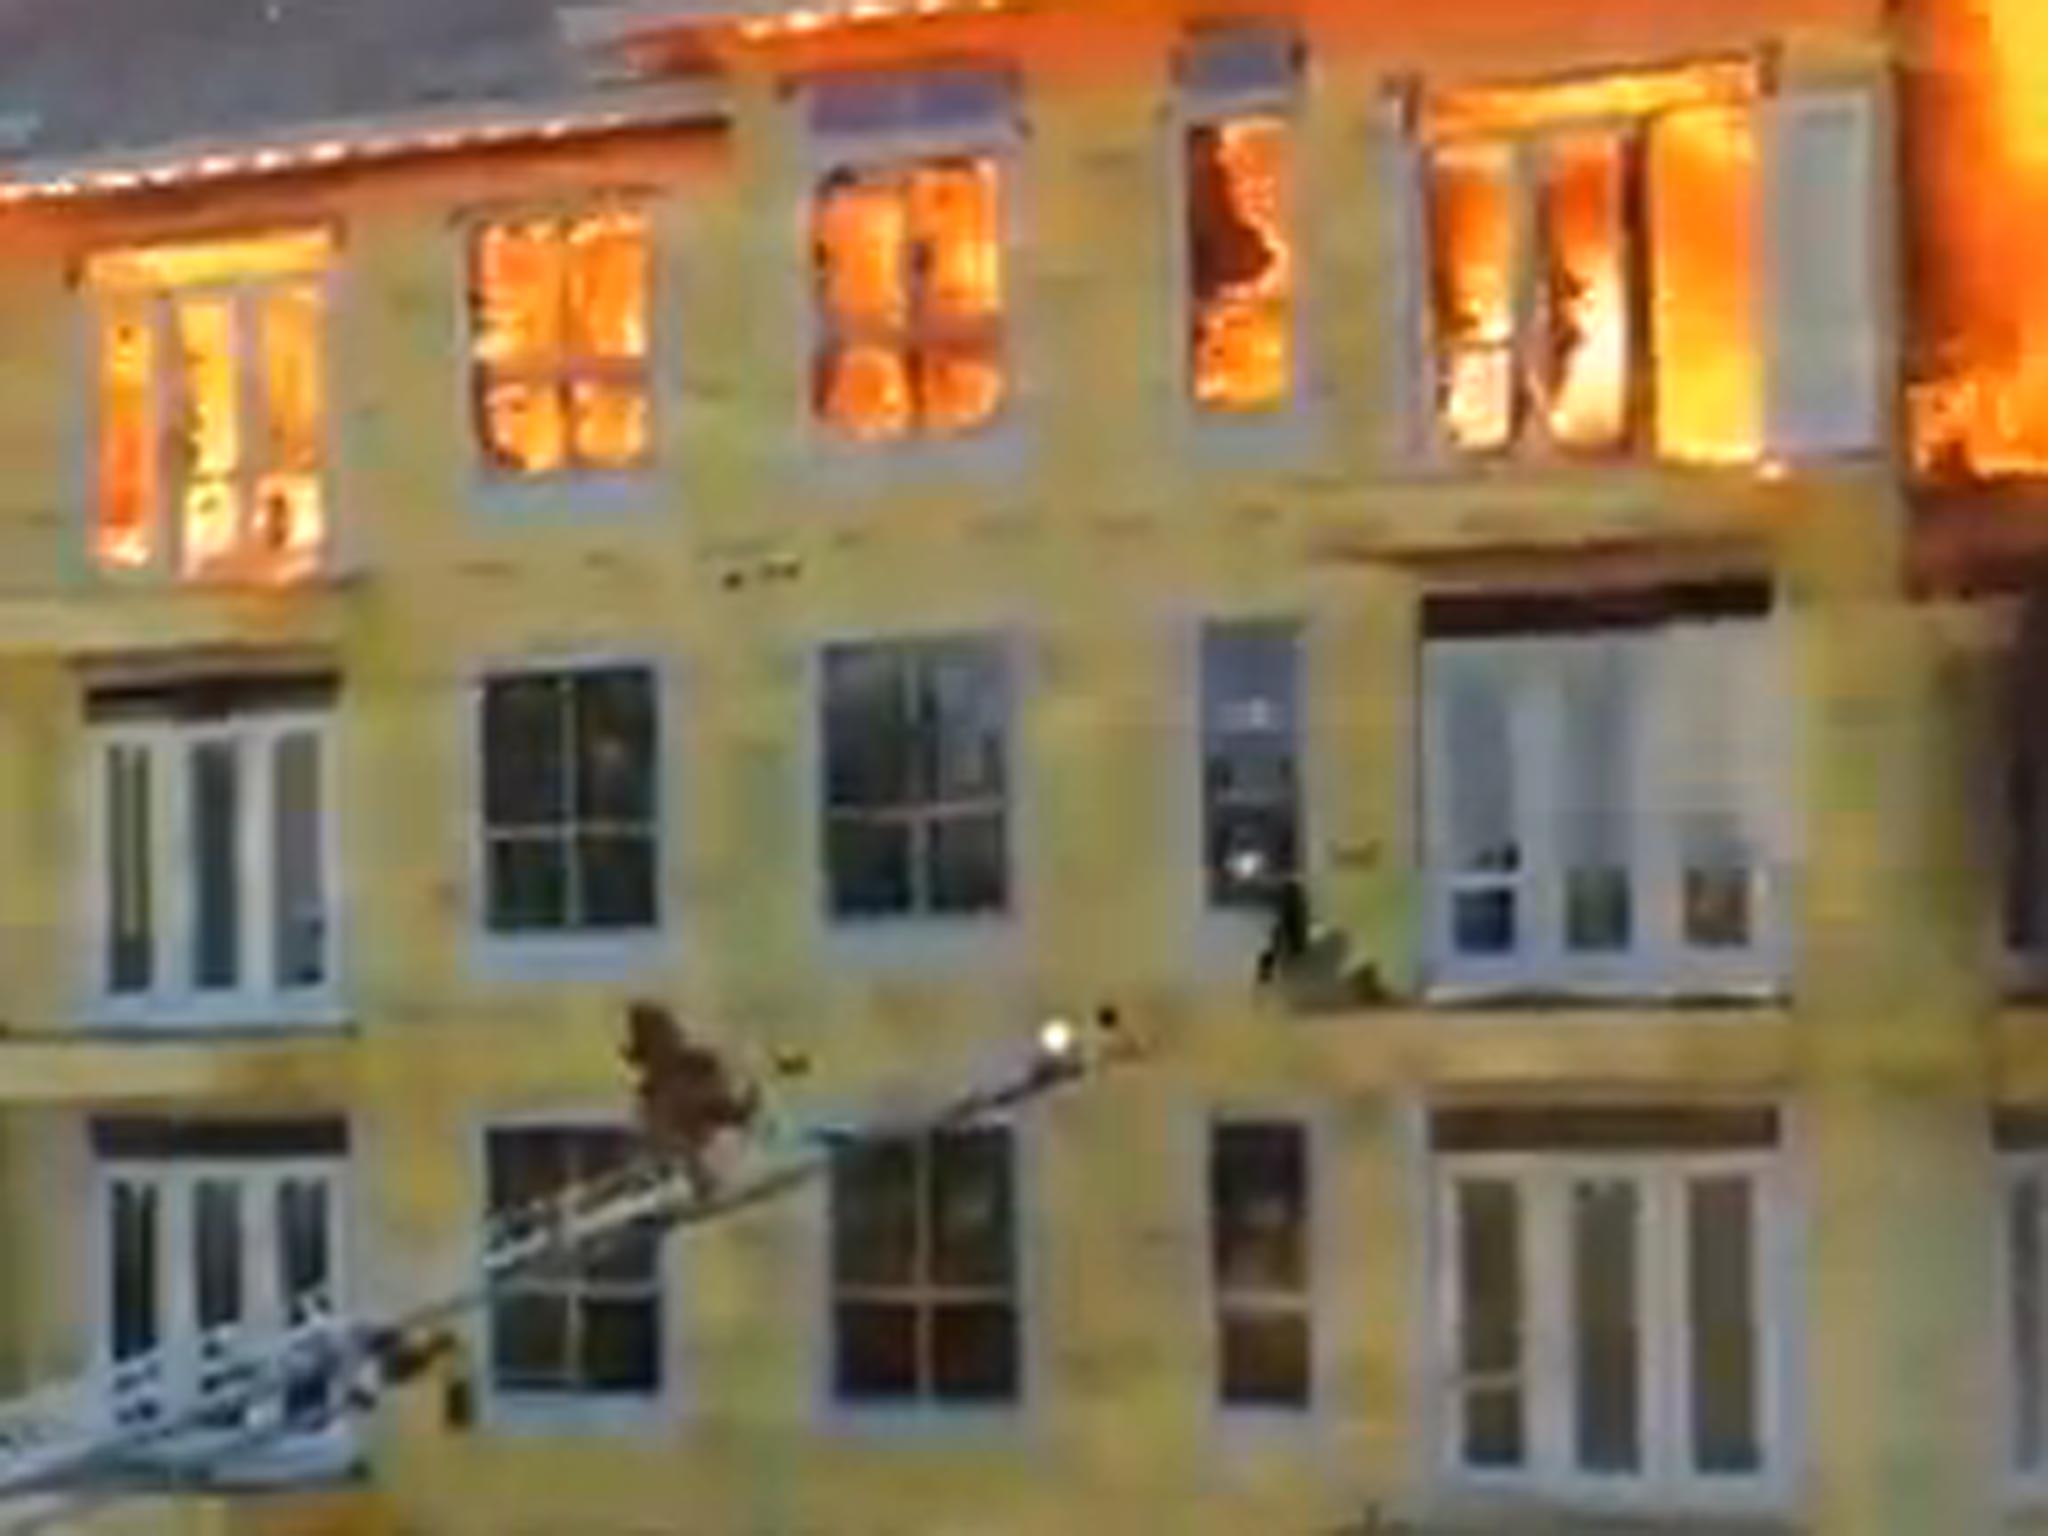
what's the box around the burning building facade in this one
[0,0,2030,1533]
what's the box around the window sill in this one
[75,998,353,1035]
[817,1396,1027,1440]
[817,913,1020,971]
[480,1390,672,1436]
[799,419,1029,498]
[470,929,674,985]
[470,468,662,523]
[1419,973,1788,1012]
[109,1422,361,1489]
[1424,1478,1794,1531]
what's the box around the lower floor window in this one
[1433,1106,1786,1501]
[830,1125,1019,1405]
[97,1118,346,1449]
[485,1125,662,1397]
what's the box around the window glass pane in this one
[568,378,649,468]
[488,1128,571,1219]
[1559,640,1634,953]
[194,1179,244,1331]
[472,221,565,369]
[814,342,913,442]
[565,210,650,361]
[835,1301,918,1400]
[1456,1178,1522,1467]
[273,731,325,988]
[925,811,1007,914]
[1443,663,1516,876]
[2017,1175,2045,1472]
[1188,116,1293,411]
[190,739,240,990]
[1572,1177,1641,1473]
[487,835,569,932]
[484,676,568,829]
[1650,106,1760,464]
[576,832,656,929]
[1670,626,1757,951]
[824,647,912,809]
[908,160,1002,325]
[1430,143,1516,450]
[573,669,655,823]
[1202,622,1302,903]
[1219,1310,1310,1407]
[1689,1175,1761,1474]
[1540,132,1629,449]
[931,1301,1017,1402]
[259,283,324,475]
[175,296,241,575]
[477,378,568,475]
[1211,1122,1307,1293]
[922,644,1006,802]
[277,1178,330,1317]
[98,308,156,569]
[915,337,1005,436]
[826,816,914,917]
[580,1297,659,1393]
[832,1138,918,1288]
[491,1291,570,1390]
[928,1128,1014,1288]
[106,744,153,994]
[815,172,909,331]
[110,1181,159,1361]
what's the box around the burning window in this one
[470,209,651,476]
[1188,115,1294,412]
[812,157,1005,443]
[85,230,333,582]
[1422,64,1760,463]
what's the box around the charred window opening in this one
[470,209,651,477]
[1188,115,1294,411]
[1422,64,1760,464]
[86,230,333,583]
[811,157,1005,443]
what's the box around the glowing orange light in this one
[1541,133,1628,448]
[1189,115,1294,412]
[1429,143,1514,451]
[96,310,156,570]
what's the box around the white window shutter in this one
[1763,87,1885,458]
[1555,635,1638,957]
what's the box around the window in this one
[480,666,658,936]
[1420,62,1762,462]
[86,229,332,581]
[89,680,337,1021]
[1210,1120,1311,1408]
[821,637,1009,920]
[807,69,1013,444]
[830,1126,1018,1405]
[95,1118,348,1468]
[1432,1106,1786,1503]
[1182,27,1299,413]
[1201,620,1302,907]
[469,208,651,477]
[485,1126,662,1398]
[1421,586,1791,994]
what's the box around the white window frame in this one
[1431,1147,1792,1511]
[88,267,334,582]
[93,1154,351,1482]
[1172,26,1309,429]
[2002,1151,2048,1493]
[800,70,1022,462]
[84,708,341,1028]
[1206,1114,1316,1414]
[1420,614,1794,999]
[476,1118,673,1432]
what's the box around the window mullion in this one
[1639,630,1681,980]
[914,1136,934,1396]
[241,725,271,1000]
[1527,1170,1570,1482]
[561,681,583,930]
[1645,1169,1683,1492]
[1523,648,1564,978]
[1509,140,1545,451]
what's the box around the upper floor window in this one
[830,1125,1019,1406]
[86,229,332,582]
[479,665,658,937]
[96,1116,348,1476]
[89,675,338,1024]
[1210,1119,1311,1409]
[485,1125,662,1400]
[1420,62,1761,462]
[821,636,1010,921]
[1201,619,1302,908]
[807,68,1014,444]
[1433,1105,1789,1506]
[1421,584,1793,996]
[1181,27,1300,413]
[469,208,651,477]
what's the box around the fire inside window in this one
[811,157,1005,443]
[470,209,651,476]
[1187,115,1294,412]
[88,230,332,582]
[1423,63,1760,464]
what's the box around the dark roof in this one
[0,0,599,162]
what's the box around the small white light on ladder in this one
[1036,1016,1078,1063]
[1228,847,1267,884]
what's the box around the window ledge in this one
[480,1391,673,1436]
[1417,984,1788,1013]
[817,1398,1028,1440]
[817,914,1020,970]
[1422,1483,1795,1533]
[470,930,674,985]
[74,1000,353,1035]
[470,468,662,522]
